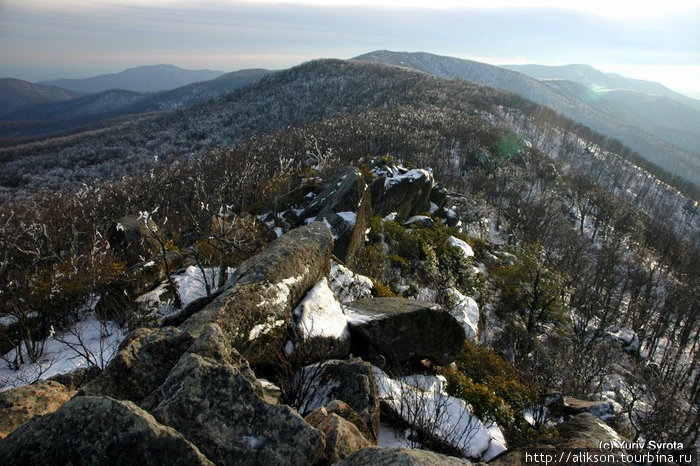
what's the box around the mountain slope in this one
[0,78,84,113]
[40,64,226,93]
[503,63,700,111]
[0,69,272,139]
[353,51,700,186]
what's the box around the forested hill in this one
[354,50,700,187]
[1,59,696,208]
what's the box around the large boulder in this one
[182,221,334,366]
[296,359,381,443]
[305,406,371,464]
[0,396,213,466]
[107,215,161,267]
[345,297,465,366]
[369,162,434,221]
[301,166,373,266]
[336,447,466,465]
[146,348,325,466]
[80,326,195,404]
[0,380,76,440]
[560,397,616,420]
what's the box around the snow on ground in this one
[292,278,349,341]
[445,288,479,341]
[329,261,374,303]
[378,423,411,448]
[337,211,357,228]
[137,265,235,319]
[448,236,474,258]
[373,366,507,461]
[0,315,127,392]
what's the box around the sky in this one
[1,0,699,98]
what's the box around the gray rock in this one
[296,359,380,443]
[369,164,434,221]
[561,397,615,420]
[335,446,466,465]
[345,298,465,365]
[0,396,213,466]
[429,184,448,211]
[80,326,195,404]
[147,349,325,466]
[0,380,75,440]
[107,215,160,266]
[302,166,373,266]
[305,406,371,464]
[326,400,377,445]
[182,221,334,366]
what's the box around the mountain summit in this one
[40,64,226,93]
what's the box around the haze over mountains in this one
[39,64,226,93]
[355,51,700,186]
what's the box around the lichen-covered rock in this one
[0,380,76,440]
[296,359,380,443]
[0,396,213,466]
[305,406,371,463]
[345,297,465,365]
[325,400,377,445]
[301,166,372,266]
[182,221,334,366]
[80,326,195,404]
[147,350,325,466]
[336,447,466,465]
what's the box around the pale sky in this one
[1,0,699,98]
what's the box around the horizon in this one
[1,1,699,99]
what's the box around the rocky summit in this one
[0,158,663,464]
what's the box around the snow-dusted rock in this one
[181,221,334,366]
[295,359,381,443]
[448,235,474,258]
[329,261,374,303]
[444,288,479,341]
[369,161,434,222]
[345,297,465,366]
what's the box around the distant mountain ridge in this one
[353,50,700,186]
[502,63,700,110]
[0,78,84,112]
[40,64,227,93]
[0,69,272,139]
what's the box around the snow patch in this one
[448,236,474,258]
[445,288,479,341]
[292,278,349,341]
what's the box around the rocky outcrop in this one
[369,163,434,221]
[146,346,325,465]
[0,396,213,466]
[301,166,372,266]
[80,326,195,404]
[181,221,334,366]
[336,447,466,465]
[0,380,76,440]
[345,298,465,365]
[298,359,381,443]
[325,400,377,446]
[305,406,371,464]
